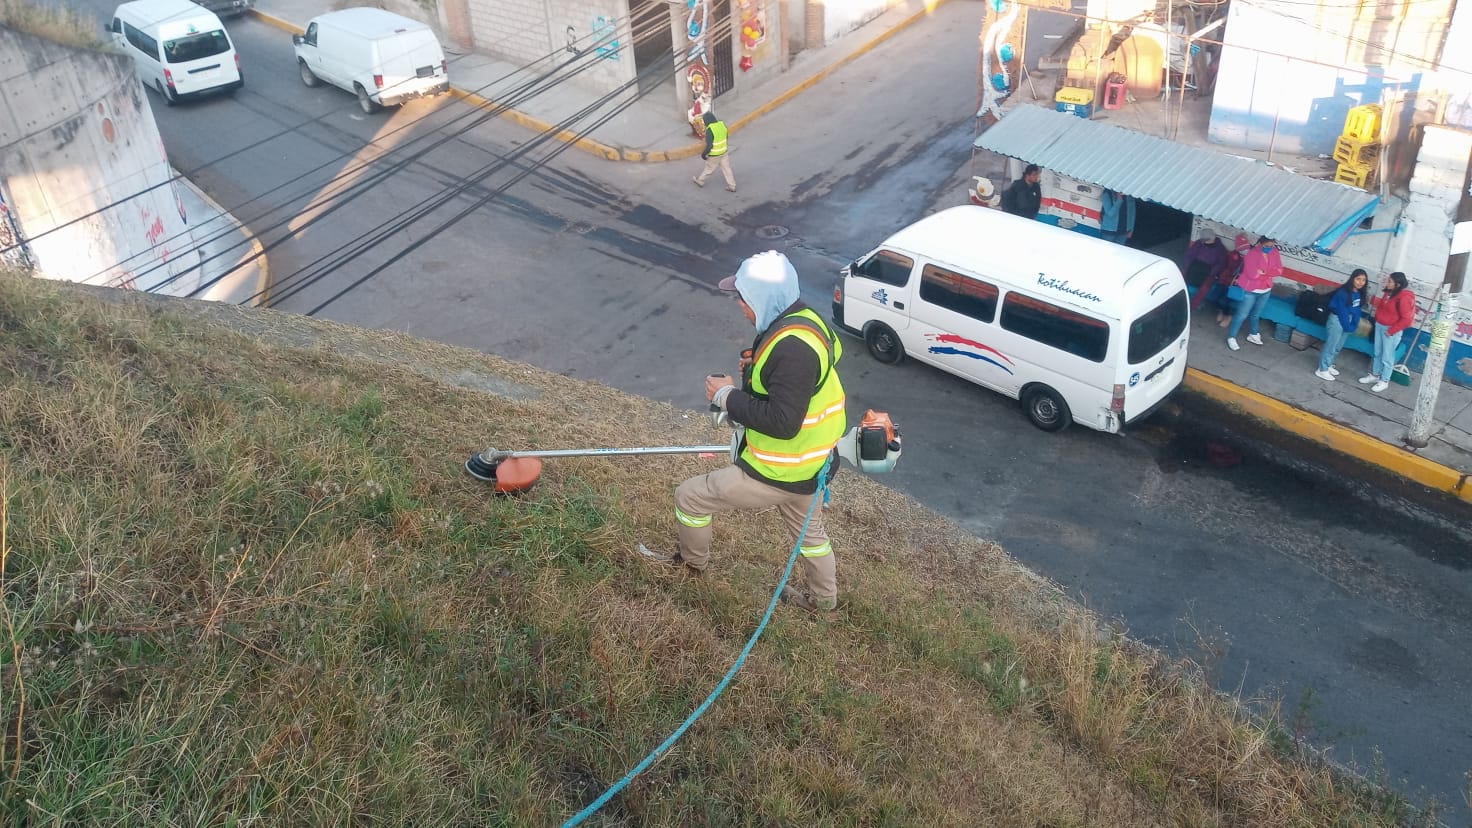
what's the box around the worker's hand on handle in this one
[705,373,735,404]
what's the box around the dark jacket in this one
[1327,285,1364,332]
[1183,239,1230,284]
[1000,178,1041,219]
[725,301,830,494]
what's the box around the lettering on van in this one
[924,333,1014,374]
[870,288,889,305]
[1036,274,1102,303]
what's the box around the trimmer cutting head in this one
[464,451,543,495]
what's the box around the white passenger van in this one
[832,206,1189,433]
[293,8,450,115]
[109,0,243,105]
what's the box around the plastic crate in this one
[1343,104,1381,142]
[1334,164,1373,188]
[1333,136,1379,167]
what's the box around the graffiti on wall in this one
[593,15,619,60]
[685,0,713,136]
[738,0,764,72]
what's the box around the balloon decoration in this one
[739,0,765,72]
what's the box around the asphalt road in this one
[67,1,1472,818]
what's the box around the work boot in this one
[780,586,837,617]
[725,184,737,193]
[692,176,704,188]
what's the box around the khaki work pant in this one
[695,153,736,189]
[674,464,836,601]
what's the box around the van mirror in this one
[292,33,302,45]
[106,19,119,33]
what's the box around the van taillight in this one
[234,54,240,71]
[373,74,384,89]
[441,59,447,75]
[832,279,844,305]
[164,68,175,90]
[1111,383,1125,413]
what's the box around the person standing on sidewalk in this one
[1226,236,1283,351]
[1359,271,1415,393]
[1098,189,1135,245]
[1001,165,1042,219]
[643,250,846,615]
[1314,269,1368,381]
[692,111,736,193]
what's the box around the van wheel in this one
[155,80,176,107]
[1023,385,1072,432]
[298,60,319,87]
[864,323,904,365]
[354,84,380,114]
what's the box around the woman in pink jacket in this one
[1359,271,1416,392]
[1226,236,1284,350]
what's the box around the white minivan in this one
[832,206,1189,433]
[293,8,450,114]
[109,0,243,105]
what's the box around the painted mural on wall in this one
[738,0,765,72]
[977,0,1019,120]
[685,0,713,137]
[593,15,619,60]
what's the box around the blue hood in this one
[732,251,800,331]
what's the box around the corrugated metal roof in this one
[974,106,1378,250]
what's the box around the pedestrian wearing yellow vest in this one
[693,111,737,193]
[642,251,846,613]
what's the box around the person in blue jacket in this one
[1314,268,1368,381]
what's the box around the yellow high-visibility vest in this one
[707,121,728,156]
[741,309,846,484]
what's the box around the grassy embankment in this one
[0,274,1437,825]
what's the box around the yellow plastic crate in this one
[1334,164,1374,188]
[1343,104,1381,142]
[1333,136,1379,167]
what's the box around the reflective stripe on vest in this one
[800,541,832,558]
[740,308,846,484]
[707,121,728,156]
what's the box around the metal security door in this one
[711,0,734,98]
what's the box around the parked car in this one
[292,8,449,114]
[109,0,243,105]
[190,0,252,18]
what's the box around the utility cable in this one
[96,2,682,295]
[169,11,707,305]
[110,4,685,298]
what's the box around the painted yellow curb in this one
[1184,368,1472,503]
[246,8,302,35]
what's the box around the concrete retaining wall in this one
[0,28,198,295]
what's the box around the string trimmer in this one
[464,409,902,495]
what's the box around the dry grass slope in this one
[0,274,1432,826]
[0,0,106,49]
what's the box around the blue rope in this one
[560,459,831,827]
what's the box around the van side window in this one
[123,23,158,59]
[856,251,913,287]
[305,22,318,46]
[919,264,997,323]
[1000,292,1110,363]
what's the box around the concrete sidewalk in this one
[240,0,1472,505]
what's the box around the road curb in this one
[1183,368,1472,503]
[174,168,271,307]
[247,0,947,163]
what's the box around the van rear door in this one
[374,29,444,99]
[160,24,238,93]
[1120,262,1189,424]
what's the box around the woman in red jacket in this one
[1359,271,1415,393]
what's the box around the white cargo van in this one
[832,206,1189,433]
[293,8,449,114]
[109,0,242,105]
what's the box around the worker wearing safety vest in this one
[648,251,846,613]
[692,111,737,193]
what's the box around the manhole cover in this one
[755,225,789,240]
[565,221,594,235]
